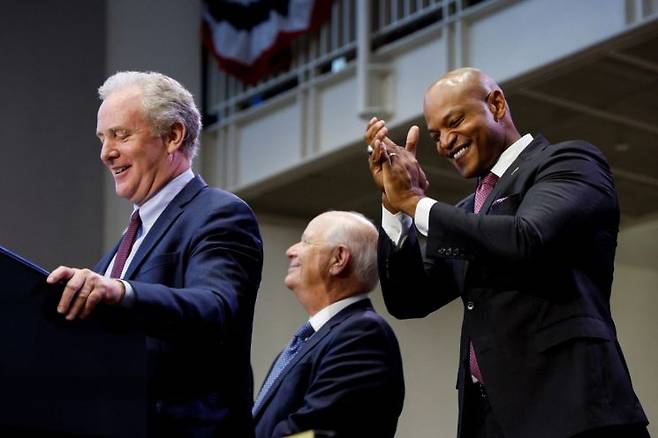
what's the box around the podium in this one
[0,246,148,437]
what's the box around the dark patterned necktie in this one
[470,172,498,383]
[252,321,315,414]
[110,209,141,279]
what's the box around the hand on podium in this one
[47,266,125,320]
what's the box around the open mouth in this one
[113,166,129,176]
[450,143,470,161]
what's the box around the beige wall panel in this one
[239,101,302,187]
[612,219,658,436]
[318,77,363,152]
[390,38,448,125]
[252,219,309,392]
[466,0,627,82]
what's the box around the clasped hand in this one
[47,267,125,320]
[365,117,429,216]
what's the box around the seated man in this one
[253,211,405,438]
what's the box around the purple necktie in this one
[474,172,498,214]
[470,172,498,383]
[110,210,141,279]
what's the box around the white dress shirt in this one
[308,293,369,333]
[381,134,534,245]
[105,168,195,306]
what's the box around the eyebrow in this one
[97,126,130,141]
[442,109,463,124]
[427,109,459,132]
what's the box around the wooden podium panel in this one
[0,246,148,437]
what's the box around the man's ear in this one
[487,89,506,122]
[329,245,351,276]
[165,121,186,154]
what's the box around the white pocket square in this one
[491,196,510,206]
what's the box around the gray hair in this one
[322,211,379,292]
[98,71,202,160]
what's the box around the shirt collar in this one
[133,168,195,235]
[490,133,533,177]
[308,293,369,332]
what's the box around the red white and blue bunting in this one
[203,0,334,84]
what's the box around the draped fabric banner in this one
[202,0,334,85]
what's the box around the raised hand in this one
[379,125,429,216]
[365,117,399,193]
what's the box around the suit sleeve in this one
[270,315,404,437]
[426,142,618,264]
[126,196,263,341]
[378,226,460,319]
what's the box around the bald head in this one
[321,211,379,293]
[284,211,379,315]
[423,67,520,178]
[427,68,504,116]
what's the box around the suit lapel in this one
[460,192,476,214]
[461,136,549,284]
[480,135,548,214]
[253,299,373,418]
[123,176,207,279]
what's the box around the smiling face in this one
[97,86,174,205]
[423,74,508,179]
[284,215,335,297]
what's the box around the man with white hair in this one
[47,71,263,437]
[253,211,405,438]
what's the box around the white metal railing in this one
[373,0,442,35]
[203,0,490,127]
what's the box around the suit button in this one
[466,301,475,311]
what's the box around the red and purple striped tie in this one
[110,209,141,279]
[470,172,498,383]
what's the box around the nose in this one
[438,131,456,153]
[286,242,299,258]
[100,140,118,162]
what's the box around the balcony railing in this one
[203,0,490,128]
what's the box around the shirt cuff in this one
[414,197,437,237]
[119,280,136,308]
[381,205,413,247]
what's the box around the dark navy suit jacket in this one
[253,299,404,438]
[95,175,263,437]
[378,136,647,438]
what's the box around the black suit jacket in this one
[95,175,263,437]
[378,136,647,438]
[253,299,405,438]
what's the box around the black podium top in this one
[0,246,147,437]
